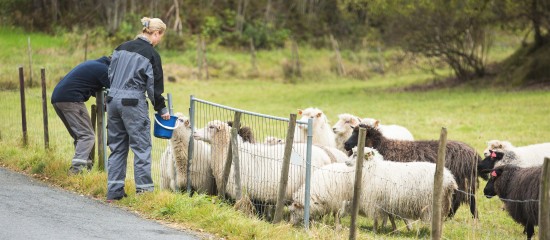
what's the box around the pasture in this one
[1,27,549,239]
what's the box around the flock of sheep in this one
[159,107,550,239]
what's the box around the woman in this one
[106,17,170,201]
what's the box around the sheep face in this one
[172,113,191,136]
[483,169,503,198]
[297,108,327,131]
[483,140,513,157]
[288,202,305,225]
[193,120,227,144]
[477,150,505,180]
[346,147,381,166]
[289,198,328,225]
[332,114,361,135]
[344,124,383,156]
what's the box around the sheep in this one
[227,121,256,143]
[484,165,542,239]
[193,120,347,204]
[294,108,337,148]
[332,113,414,153]
[332,113,363,153]
[160,113,215,194]
[478,149,522,180]
[361,117,414,141]
[264,136,285,145]
[289,147,457,233]
[344,124,480,218]
[482,139,550,165]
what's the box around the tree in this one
[361,0,494,81]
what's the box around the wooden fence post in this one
[220,112,242,198]
[432,127,447,240]
[89,104,97,164]
[349,127,366,240]
[96,90,105,171]
[539,157,550,240]
[40,68,49,149]
[273,114,297,223]
[27,37,33,87]
[18,66,28,146]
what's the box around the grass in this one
[1,26,549,239]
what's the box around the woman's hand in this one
[161,112,170,120]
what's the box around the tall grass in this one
[1,26,548,239]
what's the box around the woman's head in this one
[140,17,166,46]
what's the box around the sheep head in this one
[360,117,380,128]
[483,140,514,157]
[477,150,507,180]
[344,124,383,156]
[193,120,230,144]
[332,113,361,135]
[483,168,503,198]
[297,107,328,131]
[347,146,383,165]
[171,112,191,143]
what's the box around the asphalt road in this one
[0,167,203,240]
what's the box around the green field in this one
[1,27,549,239]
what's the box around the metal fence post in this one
[303,118,313,229]
[187,95,195,195]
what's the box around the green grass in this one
[1,26,548,239]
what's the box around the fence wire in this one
[2,86,545,237]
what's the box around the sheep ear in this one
[184,119,190,127]
[298,109,303,115]
[316,112,322,118]
[374,120,380,128]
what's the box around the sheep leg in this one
[388,214,397,232]
[334,211,342,231]
[448,196,461,218]
[525,224,534,240]
[381,214,388,228]
[373,215,379,234]
[469,196,478,219]
[403,219,412,231]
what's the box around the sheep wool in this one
[193,120,346,203]
[160,113,215,194]
[484,165,541,239]
[344,124,480,218]
[295,108,336,148]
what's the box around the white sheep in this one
[294,108,337,148]
[332,114,414,153]
[290,147,458,232]
[160,113,215,194]
[264,136,285,145]
[482,139,550,165]
[360,117,414,141]
[332,113,363,153]
[193,120,346,203]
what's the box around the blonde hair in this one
[141,17,166,34]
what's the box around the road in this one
[0,167,204,240]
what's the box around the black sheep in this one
[484,165,541,240]
[344,124,480,218]
[227,121,256,143]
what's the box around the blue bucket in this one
[153,114,178,139]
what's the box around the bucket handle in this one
[154,115,180,130]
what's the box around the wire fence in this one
[2,75,549,238]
